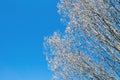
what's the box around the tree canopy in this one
[44,0,120,80]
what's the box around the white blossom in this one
[44,0,120,80]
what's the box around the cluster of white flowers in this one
[44,0,120,80]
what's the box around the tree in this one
[44,0,120,80]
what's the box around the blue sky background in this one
[0,0,65,80]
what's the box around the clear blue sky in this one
[0,0,65,80]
